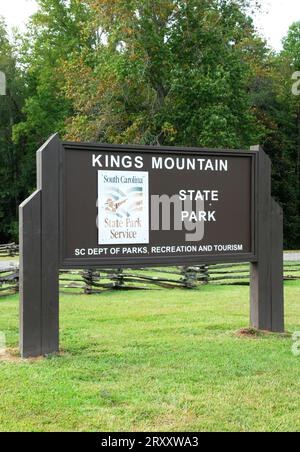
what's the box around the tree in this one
[0,18,25,241]
[251,23,300,248]
[1,0,298,248]
[13,0,93,151]
[1,1,92,241]
[62,0,265,148]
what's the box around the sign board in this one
[19,135,284,358]
[61,143,257,268]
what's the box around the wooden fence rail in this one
[0,267,19,295]
[0,243,19,257]
[1,264,299,297]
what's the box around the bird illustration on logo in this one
[103,186,144,219]
[105,197,128,213]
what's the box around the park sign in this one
[19,135,284,358]
[61,142,256,267]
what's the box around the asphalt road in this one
[284,253,300,262]
[0,261,18,270]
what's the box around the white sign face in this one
[98,170,149,245]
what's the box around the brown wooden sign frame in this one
[60,141,258,268]
[19,135,284,358]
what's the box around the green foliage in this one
[250,22,300,248]
[0,19,26,241]
[0,1,92,241]
[0,1,299,247]
[62,0,264,147]
[13,0,93,153]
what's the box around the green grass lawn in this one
[0,282,300,432]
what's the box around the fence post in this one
[250,145,284,332]
[84,269,94,294]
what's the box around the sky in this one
[0,0,300,51]
[254,0,300,50]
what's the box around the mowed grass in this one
[0,282,300,432]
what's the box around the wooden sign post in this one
[20,135,60,357]
[250,145,284,333]
[19,135,284,358]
